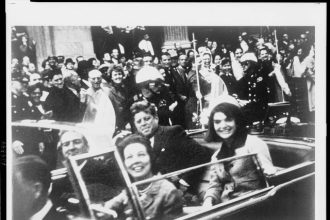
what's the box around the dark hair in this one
[13,155,51,195]
[205,103,248,158]
[295,46,309,61]
[40,69,52,81]
[41,59,49,69]
[27,82,44,95]
[47,56,58,63]
[142,52,153,58]
[132,58,144,70]
[85,58,96,70]
[76,60,91,80]
[48,68,62,80]
[57,56,65,64]
[107,64,124,82]
[130,100,158,118]
[117,134,157,175]
[221,58,231,66]
[133,50,143,59]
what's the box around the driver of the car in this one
[59,131,89,159]
[56,130,123,204]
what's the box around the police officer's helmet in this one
[135,66,164,88]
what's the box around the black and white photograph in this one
[6,2,326,220]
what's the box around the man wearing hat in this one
[44,69,83,122]
[173,54,189,103]
[158,53,186,126]
[57,56,65,69]
[20,75,30,97]
[237,52,269,127]
[158,52,177,95]
[62,58,76,79]
[39,69,52,102]
[64,58,75,70]
[47,56,58,70]
[135,66,179,126]
[170,53,190,127]
[279,33,289,50]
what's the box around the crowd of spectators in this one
[10,26,316,220]
[11,27,315,132]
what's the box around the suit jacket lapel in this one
[177,66,187,83]
[153,126,165,154]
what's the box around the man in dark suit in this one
[158,52,177,95]
[13,155,68,220]
[127,100,212,194]
[11,78,44,157]
[44,69,83,122]
[54,130,123,204]
[62,71,85,122]
[43,69,66,121]
[171,54,190,127]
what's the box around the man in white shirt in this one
[81,69,116,137]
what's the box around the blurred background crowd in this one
[10,26,315,134]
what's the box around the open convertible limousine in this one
[11,120,315,220]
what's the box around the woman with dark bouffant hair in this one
[105,134,183,220]
[106,64,134,132]
[203,102,276,207]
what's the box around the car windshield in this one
[67,150,273,220]
[66,150,128,219]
